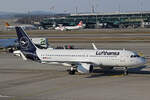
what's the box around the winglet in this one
[92,43,97,50]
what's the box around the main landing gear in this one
[68,67,76,75]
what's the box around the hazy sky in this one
[0,0,150,13]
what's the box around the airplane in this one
[0,39,18,48]
[55,21,85,31]
[5,22,36,30]
[5,22,15,30]
[15,26,146,75]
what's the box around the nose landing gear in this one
[124,67,128,75]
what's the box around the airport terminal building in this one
[40,12,150,29]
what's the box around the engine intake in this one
[77,63,93,73]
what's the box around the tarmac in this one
[2,33,150,39]
[2,33,150,42]
[0,42,150,100]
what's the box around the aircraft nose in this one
[139,57,146,65]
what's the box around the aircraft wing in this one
[59,61,94,65]
[42,60,94,65]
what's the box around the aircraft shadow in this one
[87,66,150,78]
[128,66,150,74]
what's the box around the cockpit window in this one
[130,55,140,58]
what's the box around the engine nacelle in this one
[77,63,93,73]
[62,63,72,67]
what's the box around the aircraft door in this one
[119,53,128,66]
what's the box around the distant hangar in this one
[40,11,150,29]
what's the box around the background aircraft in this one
[55,21,85,31]
[0,39,17,48]
[0,38,50,53]
[5,22,36,30]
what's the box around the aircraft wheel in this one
[69,70,75,75]
[124,67,128,75]
[68,67,76,75]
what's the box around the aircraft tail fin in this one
[15,27,37,53]
[5,22,10,27]
[77,21,83,26]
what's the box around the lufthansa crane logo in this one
[19,37,29,48]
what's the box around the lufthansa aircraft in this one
[15,27,146,75]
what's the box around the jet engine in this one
[77,63,93,73]
[62,63,72,67]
